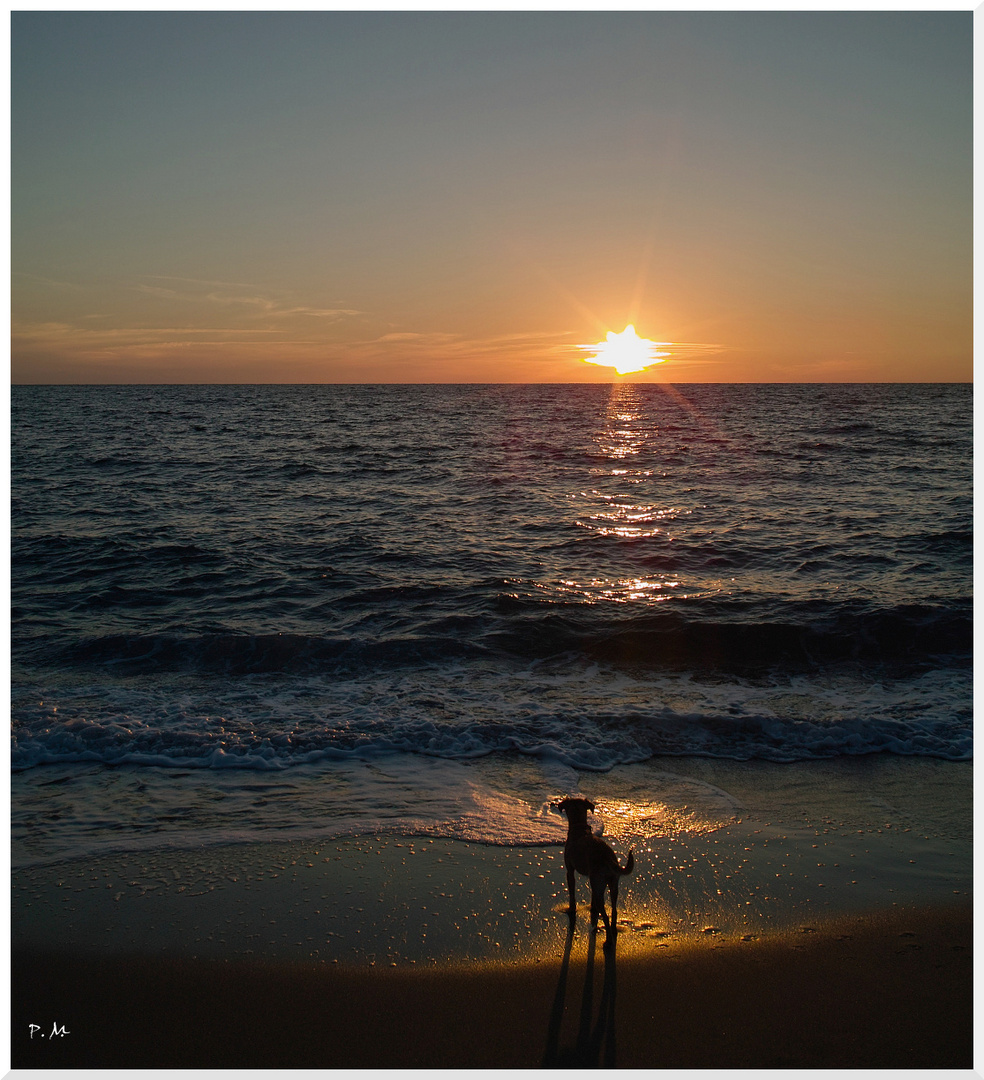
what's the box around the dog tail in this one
[619,850,634,876]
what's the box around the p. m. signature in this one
[29,1022,70,1039]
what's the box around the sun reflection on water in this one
[576,494,685,539]
[577,383,685,538]
[507,382,719,610]
[589,797,736,841]
[548,381,705,608]
[556,577,681,604]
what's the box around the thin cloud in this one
[277,306,362,319]
[371,331,458,345]
[13,321,285,341]
[145,274,259,289]
[13,272,86,290]
[132,280,361,321]
[349,328,579,364]
[11,322,290,366]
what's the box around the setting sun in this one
[581,325,670,375]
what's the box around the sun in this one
[581,325,670,375]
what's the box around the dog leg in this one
[590,879,610,933]
[566,864,577,920]
[604,879,619,950]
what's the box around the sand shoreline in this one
[12,903,973,1069]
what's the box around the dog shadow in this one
[542,922,618,1068]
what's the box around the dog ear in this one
[586,799,596,812]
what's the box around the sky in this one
[10,10,973,384]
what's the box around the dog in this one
[556,796,633,944]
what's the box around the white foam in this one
[11,658,972,779]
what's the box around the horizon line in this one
[9,380,973,388]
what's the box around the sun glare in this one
[581,325,670,375]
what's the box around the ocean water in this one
[11,383,972,868]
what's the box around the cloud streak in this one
[132,280,361,321]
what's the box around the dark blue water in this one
[10,383,972,864]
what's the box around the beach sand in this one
[11,756,973,1069]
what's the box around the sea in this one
[10,383,972,871]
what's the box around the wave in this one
[11,661,972,771]
[46,631,486,674]
[487,602,971,670]
[10,702,971,772]
[13,594,970,680]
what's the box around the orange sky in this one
[12,12,972,383]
